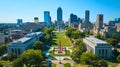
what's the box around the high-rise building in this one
[44,11,51,26]
[84,10,90,23]
[70,13,78,23]
[57,7,62,22]
[93,14,104,34]
[17,19,23,25]
[96,14,103,30]
[34,17,39,23]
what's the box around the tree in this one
[78,42,86,52]
[74,39,82,47]
[113,49,120,59]
[112,33,120,43]
[95,33,101,39]
[65,27,76,38]
[80,52,98,65]
[44,28,53,34]
[71,50,82,60]
[117,55,120,63]
[85,31,90,37]
[72,30,83,39]
[7,53,17,61]
[12,49,43,67]
[99,60,108,67]
[104,32,109,40]
[12,58,23,67]
[0,63,3,67]
[106,38,118,47]
[72,40,86,61]
[33,41,43,50]
[0,44,7,56]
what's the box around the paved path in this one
[51,56,75,67]
[116,64,120,67]
[52,60,64,67]
[52,60,75,67]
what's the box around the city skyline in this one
[0,0,120,23]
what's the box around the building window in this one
[99,49,101,55]
[102,49,104,56]
[105,49,107,56]
[15,49,17,55]
[18,48,21,55]
[11,48,14,53]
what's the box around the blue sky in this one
[0,0,120,23]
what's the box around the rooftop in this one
[13,37,31,44]
[85,37,107,44]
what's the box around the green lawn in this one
[53,31,72,46]
[52,63,56,67]
[49,50,71,56]
[74,64,88,67]
[0,60,12,67]
[64,63,71,67]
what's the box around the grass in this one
[52,63,56,67]
[64,63,71,67]
[107,61,118,67]
[50,50,71,56]
[53,31,72,46]
[0,60,12,67]
[74,63,88,67]
[74,61,118,67]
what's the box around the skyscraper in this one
[44,11,51,26]
[70,13,78,23]
[84,10,90,23]
[17,19,23,25]
[96,14,103,30]
[57,7,62,22]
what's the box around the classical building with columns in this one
[83,37,112,59]
[7,32,43,56]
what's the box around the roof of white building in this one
[8,32,43,47]
[15,37,31,43]
[25,32,42,37]
[85,37,107,44]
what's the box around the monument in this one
[59,42,63,53]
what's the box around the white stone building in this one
[7,32,43,56]
[83,37,112,59]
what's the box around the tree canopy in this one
[95,33,101,39]
[0,44,7,56]
[0,63,3,67]
[33,41,43,50]
[12,49,43,67]
[117,55,120,63]
[65,27,84,39]
[65,27,76,38]
[7,53,17,61]
[112,33,120,43]
[80,52,98,64]
[106,38,118,47]
[71,40,86,61]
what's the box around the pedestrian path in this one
[52,59,75,67]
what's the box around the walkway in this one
[51,56,75,67]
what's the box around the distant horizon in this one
[0,0,120,23]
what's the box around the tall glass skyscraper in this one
[44,11,50,26]
[85,10,90,23]
[57,7,62,22]
[17,19,23,25]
